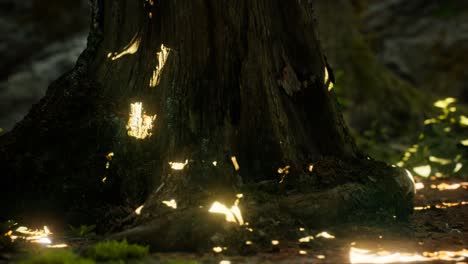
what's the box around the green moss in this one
[86,240,149,261]
[19,250,95,264]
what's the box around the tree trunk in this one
[0,0,414,251]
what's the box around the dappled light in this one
[350,247,468,263]
[107,35,141,60]
[209,194,244,225]
[316,231,335,239]
[149,44,170,87]
[5,225,67,248]
[162,199,177,209]
[126,102,156,139]
[169,160,188,170]
[135,205,144,215]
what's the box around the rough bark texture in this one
[0,0,413,250]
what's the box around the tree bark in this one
[0,0,414,250]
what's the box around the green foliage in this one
[86,240,149,261]
[68,225,96,238]
[398,98,468,178]
[19,250,95,264]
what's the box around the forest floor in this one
[1,178,467,264]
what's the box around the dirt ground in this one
[1,178,467,264]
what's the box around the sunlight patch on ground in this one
[414,201,467,211]
[350,247,468,263]
[430,182,468,191]
[149,44,170,87]
[412,165,431,177]
[209,194,244,225]
[107,35,141,60]
[126,102,156,139]
[6,225,67,248]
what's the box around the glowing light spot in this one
[126,102,156,139]
[299,227,305,231]
[213,247,223,253]
[432,182,468,191]
[412,165,431,177]
[46,244,68,248]
[429,156,452,165]
[277,165,290,174]
[415,182,424,190]
[308,164,314,172]
[11,226,53,245]
[245,241,253,245]
[162,199,177,209]
[105,152,114,169]
[271,240,279,245]
[460,116,468,126]
[454,163,463,173]
[299,250,308,255]
[149,44,171,87]
[350,247,468,263]
[169,160,188,170]
[219,261,231,264]
[316,231,335,239]
[212,161,217,166]
[108,35,141,60]
[209,201,244,225]
[434,97,456,109]
[298,236,314,243]
[317,254,326,259]
[135,205,144,215]
[460,139,468,146]
[231,156,240,171]
[102,177,107,183]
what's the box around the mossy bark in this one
[0,0,414,250]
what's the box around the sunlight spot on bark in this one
[316,231,335,239]
[298,250,307,255]
[350,247,468,263]
[126,102,157,139]
[271,240,279,245]
[231,156,240,171]
[105,152,114,169]
[107,35,141,61]
[298,236,314,243]
[212,247,223,253]
[324,66,334,91]
[412,165,431,177]
[162,199,177,209]
[135,205,144,215]
[149,44,171,87]
[169,160,188,170]
[209,194,244,226]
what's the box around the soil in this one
[1,177,466,263]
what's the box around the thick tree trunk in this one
[0,0,414,251]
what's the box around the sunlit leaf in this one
[412,165,431,177]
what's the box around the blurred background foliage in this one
[0,0,466,178]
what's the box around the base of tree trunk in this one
[110,157,414,252]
